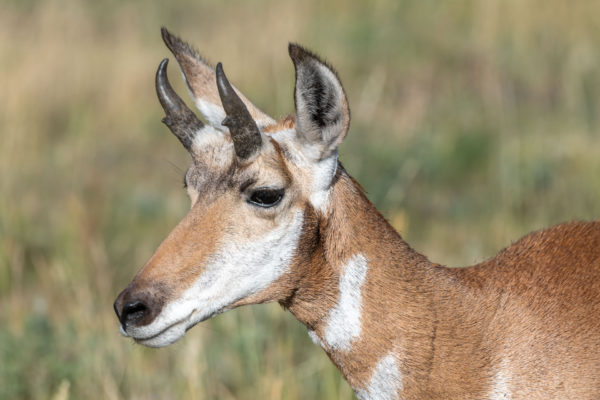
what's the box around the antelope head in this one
[114,28,350,347]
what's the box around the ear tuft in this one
[289,43,350,160]
[288,43,314,64]
[161,27,275,129]
[161,27,211,68]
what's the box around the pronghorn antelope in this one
[114,28,600,399]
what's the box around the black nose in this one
[114,285,165,330]
[118,300,149,328]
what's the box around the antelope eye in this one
[248,188,284,208]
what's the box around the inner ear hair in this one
[289,43,350,160]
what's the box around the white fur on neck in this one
[307,329,325,348]
[355,352,402,400]
[488,360,512,400]
[322,253,368,351]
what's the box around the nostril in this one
[114,287,165,330]
[120,301,148,327]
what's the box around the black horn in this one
[215,63,262,159]
[156,58,204,150]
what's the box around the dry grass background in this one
[1,0,599,398]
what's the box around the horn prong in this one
[216,62,262,160]
[155,58,204,150]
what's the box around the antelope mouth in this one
[122,309,200,348]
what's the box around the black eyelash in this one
[248,188,285,208]
[183,175,188,189]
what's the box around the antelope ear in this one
[289,44,350,160]
[161,27,275,129]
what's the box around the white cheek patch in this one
[127,211,304,347]
[322,254,368,351]
[355,352,402,400]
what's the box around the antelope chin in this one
[135,321,188,348]
[121,309,201,348]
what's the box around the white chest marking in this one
[488,361,512,400]
[355,352,402,400]
[322,254,368,351]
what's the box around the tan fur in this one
[281,161,600,398]
[116,34,600,397]
[163,31,273,126]
[263,115,295,133]
[118,113,600,397]
[125,192,229,300]
[116,135,296,315]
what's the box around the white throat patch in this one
[322,253,369,351]
[355,352,402,400]
[488,360,512,400]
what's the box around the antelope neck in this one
[284,164,452,393]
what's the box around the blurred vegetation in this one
[1,0,599,398]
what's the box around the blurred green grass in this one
[1,0,599,398]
